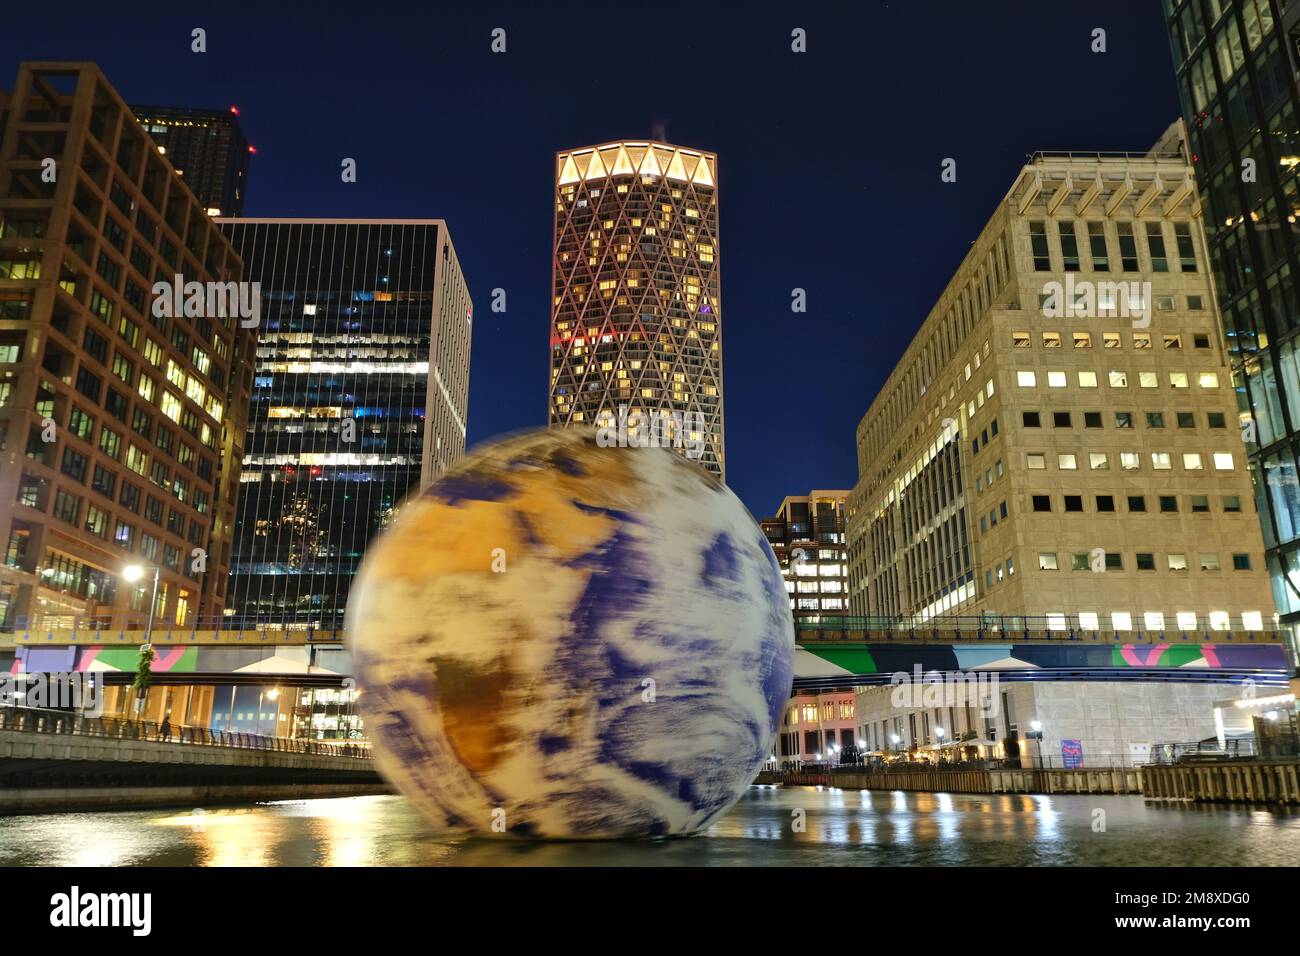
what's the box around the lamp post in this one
[122,563,160,640]
[122,564,160,718]
[1029,719,1045,768]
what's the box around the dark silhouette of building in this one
[132,104,250,217]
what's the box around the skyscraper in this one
[1162,0,1300,663]
[548,140,724,479]
[132,105,251,217]
[218,219,472,627]
[0,62,255,629]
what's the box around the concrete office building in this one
[0,62,255,630]
[842,146,1281,766]
[845,150,1274,637]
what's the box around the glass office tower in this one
[1164,0,1300,664]
[217,219,472,628]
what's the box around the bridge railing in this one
[795,612,1279,643]
[0,704,371,759]
[0,615,349,643]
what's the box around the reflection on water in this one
[1,786,1298,866]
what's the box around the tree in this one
[132,643,155,714]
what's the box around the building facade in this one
[1163,0,1300,662]
[548,140,724,479]
[131,105,250,217]
[761,490,850,625]
[775,690,857,769]
[845,150,1277,645]
[0,62,255,630]
[217,219,472,628]
[853,675,1236,769]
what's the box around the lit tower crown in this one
[549,140,724,479]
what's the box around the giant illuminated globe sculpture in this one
[346,429,795,839]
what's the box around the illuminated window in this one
[160,362,183,390]
[160,391,182,423]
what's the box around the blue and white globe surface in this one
[346,428,795,839]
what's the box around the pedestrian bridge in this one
[0,614,1290,693]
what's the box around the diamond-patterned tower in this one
[549,140,724,479]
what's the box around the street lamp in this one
[122,563,160,719]
[122,563,160,641]
[1028,719,1044,768]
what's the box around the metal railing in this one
[1144,738,1261,764]
[781,753,1148,772]
[1028,149,1183,162]
[0,614,349,642]
[0,704,371,759]
[794,612,1279,642]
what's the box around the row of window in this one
[1022,409,1228,430]
[1027,492,1240,514]
[39,484,201,579]
[1036,550,1251,572]
[1014,328,1211,350]
[1016,369,1221,389]
[1026,450,1236,472]
[1027,219,1197,273]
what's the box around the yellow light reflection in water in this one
[154,808,269,867]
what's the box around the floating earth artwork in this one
[346,428,795,839]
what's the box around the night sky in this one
[1,1,1182,519]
